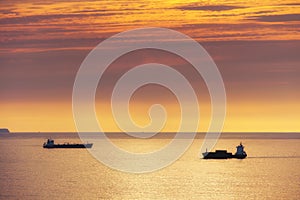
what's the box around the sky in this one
[0,0,300,132]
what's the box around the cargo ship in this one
[43,139,93,148]
[202,142,247,159]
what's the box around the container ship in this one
[43,139,93,148]
[202,142,247,159]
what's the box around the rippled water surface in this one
[0,133,299,199]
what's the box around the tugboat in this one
[202,142,247,159]
[43,139,93,148]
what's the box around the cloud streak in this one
[248,14,300,22]
[177,4,244,11]
[0,12,115,25]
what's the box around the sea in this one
[0,132,299,200]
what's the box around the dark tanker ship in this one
[202,142,247,159]
[43,139,93,148]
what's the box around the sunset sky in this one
[1,0,299,132]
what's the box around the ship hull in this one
[202,151,232,159]
[202,150,247,159]
[231,153,247,159]
[43,143,93,148]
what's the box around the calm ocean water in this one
[0,132,299,199]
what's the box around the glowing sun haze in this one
[0,0,299,132]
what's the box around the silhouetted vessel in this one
[203,142,247,159]
[0,128,10,134]
[43,139,93,148]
